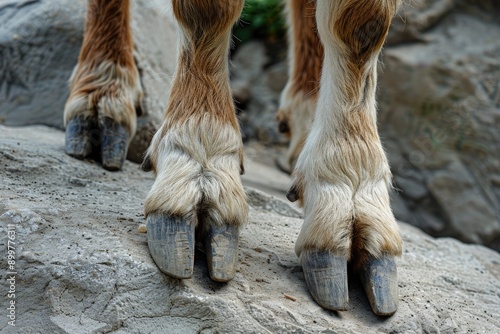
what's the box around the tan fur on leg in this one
[64,61,142,136]
[293,0,402,265]
[144,0,247,227]
[64,0,142,136]
[352,178,402,269]
[277,0,323,172]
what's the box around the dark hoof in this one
[359,256,398,316]
[141,155,153,172]
[205,225,239,282]
[278,120,289,133]
[65,116,95,159]
[100,118,129,171]
[301,250,349,311]
[147,213,195,279]
[286,185,299,202]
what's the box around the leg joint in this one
[318,0,398,62]
[172,0,244,39]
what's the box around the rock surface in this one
[379,0,500,250]
[1,125,499,333]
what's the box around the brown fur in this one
[276,0,322,136]
[165,0,243,129]
[142,0,248,227]
[142,0,245,174]
[71,0,403,273]
[333,0,397,100]
[334,0,398,181]
[276,0,323,171]
[289,0,323,98]
[79,0,135,69]
[292,0,402,263]
[65,0,142,133]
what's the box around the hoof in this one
[65,116,95,159]
[359,256,398,316]
[301,250,349,311]
[147,213,195,279]
[278,119,289,133]
[100,118,129,171]
[141,155,153,172]
[205,225,239,282]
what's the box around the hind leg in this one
[289,0,403,315]
[142,0,247,282]
[276,0,323,173]
[64,0,142,171]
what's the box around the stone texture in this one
[1,125,499,333]
[379,0,500,250]
[231,42,288,144]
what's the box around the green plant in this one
[233,0,286,46]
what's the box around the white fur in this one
[293,0,402,259]
[144,115,248,227]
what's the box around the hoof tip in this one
[360,256,398,316]
[146,213,195,279]
[65,116,94,159]
[101,119,129,171]
[205,225,239,282]
[301,250,349,311]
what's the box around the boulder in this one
[0,125,499,333]
[380,0,500,250]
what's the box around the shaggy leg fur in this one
[276,0,323,173]
[64,0,142,171]
[289,0,403,314]
[143,0,247,281]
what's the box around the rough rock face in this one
[231,42,288,145]
[1,125,500,333]
[0,0,178,162]
[379,0,500,250]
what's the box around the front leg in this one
[289,0,403,315]
[142,0,247,282]
[64,0,142,171]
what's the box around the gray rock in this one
[231,43,288,144]
[0,0,85,127]
[394,176,429,202]
[390,191,413,224]
[231,42,269,84]
[246,187,302,219]
[1,125,499,333]
[427,161,500,246]
[379,0,500,250]
[126,1,177,162]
